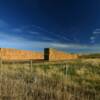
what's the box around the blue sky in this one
[0,0,100,53]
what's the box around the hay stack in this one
[0,48,44,60]
[44,48,78,61]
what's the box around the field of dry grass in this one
[0,59,100,100]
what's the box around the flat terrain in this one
[0,59,100,100]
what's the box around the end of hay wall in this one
[44,48,78,61]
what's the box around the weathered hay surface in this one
[0,48,44,60]
[44,48,78,61]
[0,48,78,61]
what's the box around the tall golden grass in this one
[0,59,100,100]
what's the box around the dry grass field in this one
[0,59,100,100]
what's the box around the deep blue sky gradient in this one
[0,0,100,53]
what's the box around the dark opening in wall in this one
[44,48,49,60]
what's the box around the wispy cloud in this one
[0,31,100,53]
[0,21,56,43]
[0,32,26,42]
[21,24,81,44]
[90,36,95,43]
[21,24,74,43]
[50,42,100,53]
[0,31,55,50]
[0,19,100,53]
[12,28,23,33]
[28,31,40,35]
[0,20,9,28]
[90,28,100,44]
[90,36,95,40]
[31,25,50,33]
[93,28,100,34]
[50,43,89,49]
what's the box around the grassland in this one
[0,59,100,100]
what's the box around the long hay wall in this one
[0,48,78,61]
[0,48,44,60]
[44,48,78,61]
